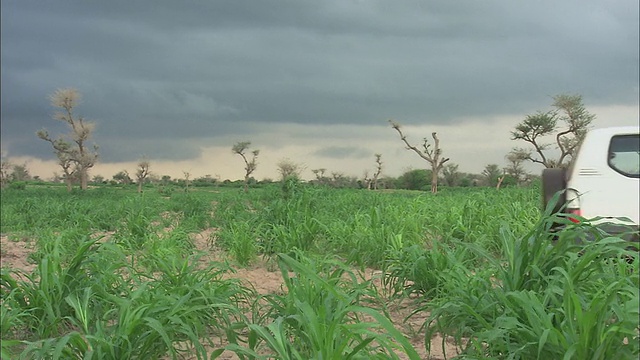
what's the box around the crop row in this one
[1,184,637,359]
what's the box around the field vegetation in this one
[1,182,638,359]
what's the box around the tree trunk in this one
[496,175,505,190]
[65,178,72,192]
[80,170,88,190]
[431,169,438,194]
[137,182,143,193]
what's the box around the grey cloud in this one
[1,0,637,163]
[313,146,371,159]
[98,138,202,163]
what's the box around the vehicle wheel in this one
[542,168,567,214]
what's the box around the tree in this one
[329,172,359,188]
[390,120,449,193]
[504,150,528,185]
[92,175,105,184]
[442,163,461,187]
[311,168,330,186]
[37,88,98,190]
[276,158,304,181]
[112,170,132,185]
[136,158,151,193]
[0,155,11,188]
[482,164,504,189]
[363,171,371,189]
[183,171,191,192]
[50,172,62,183]
[49,141,77,192]
[160,175,172,185]
[511,94,594,168]
[10,163,31,182]
[396,168,431,190]
[371,154,383,190]
[232,141,259,192]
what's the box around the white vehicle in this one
[542,126,639,243]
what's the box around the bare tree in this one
[363,171,372,189]
[276,158,304,181]
[330,172,358,188]
[50,172,62,183]
[511,94,594,168]
[37,88,98,190]
[371,154,383,190]
[54,141,77,192]
[389,120,449,194]
[0,155,11,189]
[183,171,191,193]
[136,158,151,193]
[232,141,259,192]
[311,168,329,185]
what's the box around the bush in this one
[8,182,26,190]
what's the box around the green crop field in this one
[1,183,638,359]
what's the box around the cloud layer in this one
[1,0,638,178]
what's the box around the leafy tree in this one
[193,175,218,187]
[377,176,396,189]
[390,120,449,193]
[511,94,594,168]
[112,170,132,185]
[500,174,519,187]
[37,88,99,190]
[505,150,529,185]
[136,158,151,193]
[482,164,503,188]
[442,163,461,187]
[10,163,31,182]
[161,175,172,185]
[91,175,105,184]
[232,141,259,192]
[396,169,431,191]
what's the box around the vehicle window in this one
[608,134,640,177]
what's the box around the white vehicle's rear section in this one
[566,127,639,228]
[541,126,639,244]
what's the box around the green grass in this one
[1,184,637,359]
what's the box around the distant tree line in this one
[0,89,590,193]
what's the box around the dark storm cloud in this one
[1,0,638,162]
[312,146,371,159]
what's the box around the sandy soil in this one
[1,234,38,275]
[1,230,461,359]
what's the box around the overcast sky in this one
[1,0,638,181]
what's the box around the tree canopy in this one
[511,94,594,168]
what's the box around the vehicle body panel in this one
[566,126,639,227]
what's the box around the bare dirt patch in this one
[1,234,37,274]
